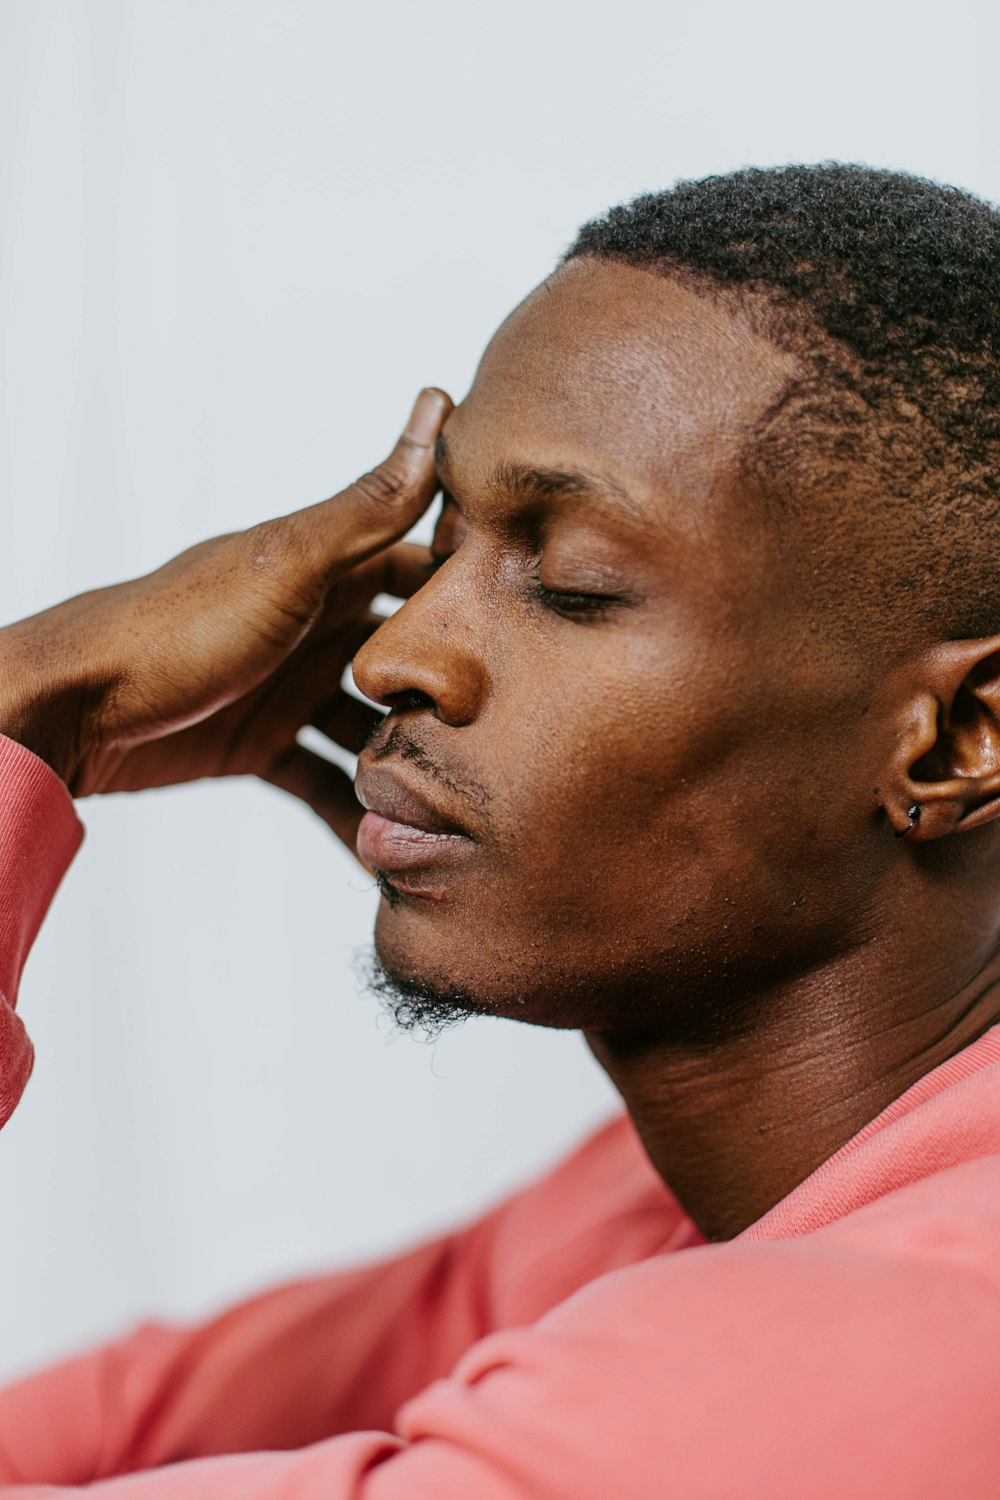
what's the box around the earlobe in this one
[887,638,1000,842]
[892,804,920,839]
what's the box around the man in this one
[0,162,998,1495]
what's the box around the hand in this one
[0,388,451,854]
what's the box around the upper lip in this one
[354,763,471,838]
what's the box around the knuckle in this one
[243,516,305,574]
[247,514,293,553]
[352,459,412,507]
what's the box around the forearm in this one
[0,723,484,1483]
[0,1231,488,1485]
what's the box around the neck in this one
[586,934,1000,1242]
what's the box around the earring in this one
[894,804,921,838]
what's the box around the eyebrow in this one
[435,434,650,528]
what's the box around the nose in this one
[352,576,489,729]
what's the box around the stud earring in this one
[894,804,921,838]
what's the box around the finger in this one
[261,744,369,860]
[376,540,437,600]
[251,388,453,587]
[342,611,391,699]
[298,545,427,652]
[247,611,387,750]
[287,604,388,670]
[312,691,384,754]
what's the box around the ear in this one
[885,638,1000,841]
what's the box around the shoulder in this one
[460,1114,698,1328]
[407,1155,1000,1498]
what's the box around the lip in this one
[354,763,476,887]
[354,764,471,836]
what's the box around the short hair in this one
[563,164,1000,650]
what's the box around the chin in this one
[357,943,494,1040]
[369,898,629,1034]
[363,898,523,1033]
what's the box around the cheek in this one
[480,629,744,886]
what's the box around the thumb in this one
[258,388,453,587]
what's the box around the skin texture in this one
[353,260,1000,1238]
[7,263,1000,1240]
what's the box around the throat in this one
[585,957,1000,1241]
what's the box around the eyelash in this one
[423,556,618,618]
[527,582,617,617]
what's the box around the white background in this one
[0,0,997,1383]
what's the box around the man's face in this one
[353,259,883,1034]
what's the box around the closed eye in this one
[425,493,628,619]
[528,581,624,619]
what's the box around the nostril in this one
[385,688,436,713]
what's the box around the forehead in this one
[442,258,798,512]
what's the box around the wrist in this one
[0,648,82,787]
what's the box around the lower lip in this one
[356,811,474,878]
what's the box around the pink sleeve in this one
[0,736,83,1131]
[0,733,493,1484]
[0,1231,490,1483]
[3,1163,999,1498]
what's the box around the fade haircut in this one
[564,164,1000,651]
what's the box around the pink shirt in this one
[1,733,999,1497]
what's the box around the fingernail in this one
[405,388,448,446]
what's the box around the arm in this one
[0,387,455,1466]
[0,386,449,1126]
[0,1109,672,1482]
[2,1183,999,1499]
[0,721,484,1482]
[0,1232,485,1483]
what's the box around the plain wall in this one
[0,0,997,1382]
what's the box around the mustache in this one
[362,719,493,815]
